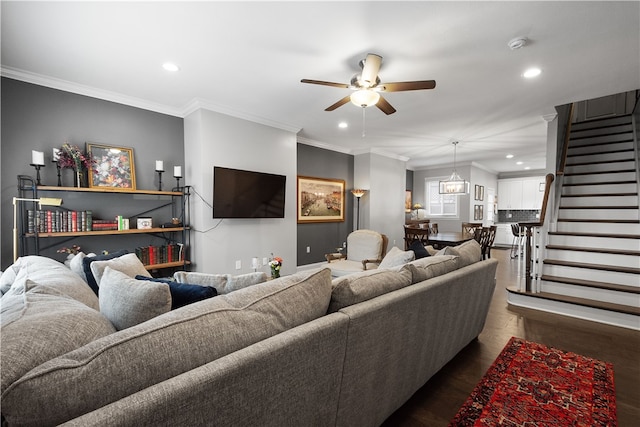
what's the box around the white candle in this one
[155,160,164,171]
[32,150,45,166]
[173,166,182,178]
[52,148,61,162]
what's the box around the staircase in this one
[508,114,640,330]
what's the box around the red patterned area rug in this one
[449,337,617,426]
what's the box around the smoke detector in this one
[508,37,528,50]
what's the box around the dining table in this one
[428,232,474,249]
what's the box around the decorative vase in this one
[73,169,84,188]
[270,268,280,279]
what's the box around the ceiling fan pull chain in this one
[362,106,366,138]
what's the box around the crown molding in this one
[181,98,301,134]
[1,67,303,134]
[351,147,409,162]
[297,137,353,155]
[1,66,183,117]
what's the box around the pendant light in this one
[439,141,469,195]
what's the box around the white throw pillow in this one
[378,246,415,269]
[90,253,151,288]
[98,267,171,330]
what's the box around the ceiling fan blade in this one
[376,95,396,115]
[380,80,436,92]
[360,54,382,88]
[301,79,350,89]
[325,95,352,111]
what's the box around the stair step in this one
[559,205,638,209]
[558,218,639,223]
[541,275,640,294]
[565,160,636,175]
[568,141,635,156]
[570,114,632,131]
[507,287,640,316]
[548,231,640,239]
[545,244,640,257]
[570,126,633,141]
[560,195,638,207]
[561,192,637,197]
[561,182,638,196]
[563,172,637,185]
[554,221,640,234]
[564,168,636,177]
[543,259,640,275]
[566,153,635,166]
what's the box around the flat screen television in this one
[213,166,286,218]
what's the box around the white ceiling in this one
[2,1,639,173]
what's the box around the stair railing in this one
[552,102,575,226]
[518,173,554,292]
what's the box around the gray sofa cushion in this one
[407,254,460,283]
[0,276,115,398]
[2,256,99,310]
[98,268,172,330]
[436,239,481,267]
[1,268,332,427]
[328,264,413,313]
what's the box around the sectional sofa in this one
[0,239,498,426]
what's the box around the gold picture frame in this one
[297,176,345,223]
[87,143,136,190]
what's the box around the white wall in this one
[184,109,297,275]
[355,152,407,251]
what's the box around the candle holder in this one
[174,176,181,190]
[30,164,45,186]
[53,161,62,186]
[156,170,164,191]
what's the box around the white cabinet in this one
[497,180,523,210]
[498,177,544,210]
[494,223,514,246]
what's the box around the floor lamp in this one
[351,189,367,230]
[13,197,63,261]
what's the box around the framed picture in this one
[479,185,485,201]
[87,143,136,190]
[474,185,480,200]
[297,176,345,223]
[474,204,484,221]
[405,190,412,213]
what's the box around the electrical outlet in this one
[235,260,241,270]
[306,246,310,253]
[263,257,268,266]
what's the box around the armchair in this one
[325,229,388,277]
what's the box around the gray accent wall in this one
[1,78,184,269]
[296,144,353,265]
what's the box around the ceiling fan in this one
[301,53,436,115]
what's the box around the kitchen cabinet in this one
[498,177,545,210]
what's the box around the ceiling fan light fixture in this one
[350,89,380,107]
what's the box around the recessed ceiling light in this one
[524,166,531,170]
[338,122,348,129]
[516,161,523,165]
[506,154,514,159]
[523,67,541,78]
[508,37,528,50]
[162,62,180,72]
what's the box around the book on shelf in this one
[28,209,93,233]
[135,243,184,266]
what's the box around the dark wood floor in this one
[382,248,640,426]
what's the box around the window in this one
[426,179,459,217]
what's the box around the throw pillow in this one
[173,271,267,294]
[408,240,430,259]
[378,246,415,269]
[135,275,218,309]
[69,251,88,282]
[1,276,115,397]
[82,249,129,294]
[89,253,151,289]
[445,239,482,267]
[99,267,171,330]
